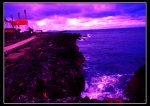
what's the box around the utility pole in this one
[18,12,20,31]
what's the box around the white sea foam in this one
[81,74,129,100]
[87,34,91,38]
[78,34,91,41]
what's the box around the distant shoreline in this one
[58,26,145,32]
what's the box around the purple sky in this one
[4,2,146,31]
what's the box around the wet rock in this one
[103,97,124,103]
[82,96,90,103]
[114,98,124,103]
[124,65,145,103]
[90,99,100,103]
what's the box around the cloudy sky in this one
[4,2,146,32]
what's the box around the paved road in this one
[4,36,36,53]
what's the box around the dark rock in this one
[90,99,101,103]
[5,33,85,103]
[103,97,124,103]
[82,96,90,103]
[124,65,146,103]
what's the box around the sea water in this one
[68,27,146,100]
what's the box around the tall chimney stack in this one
[24,9,27,19]
[18,12,20,19]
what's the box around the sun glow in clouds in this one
[26,15,145,31]
[36,20,46,26]
[68,18,79,25]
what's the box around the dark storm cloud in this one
[4,3,146,20]
[4,2,146,31]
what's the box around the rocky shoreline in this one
[4,32,146,103]
[5,32,85,103]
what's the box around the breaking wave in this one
[81,74,131,100]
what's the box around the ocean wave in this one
[85,55,90,61]
[81,74,130,100]
[87,34,91,38]
[78,34,91,41]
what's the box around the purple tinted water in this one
[68,27,146,100]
